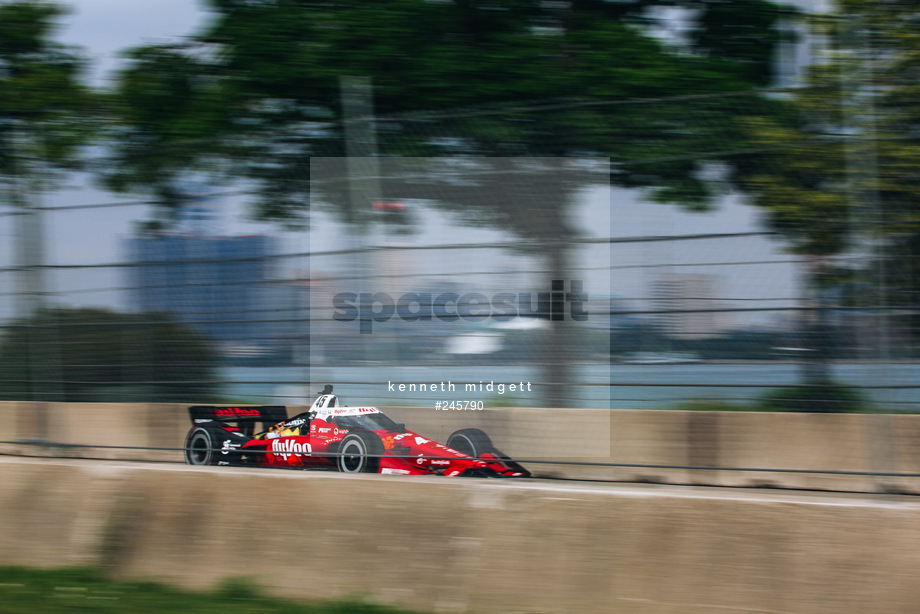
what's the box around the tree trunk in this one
[540,241,575,408]
[801,262,833,386]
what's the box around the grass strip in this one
[0,567,423,614]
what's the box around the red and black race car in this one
[183,386,529,477]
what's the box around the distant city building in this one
[125,233,285,353]
[650,273,732,339]
[585,297,626,331]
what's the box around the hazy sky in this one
[58,0,210,85]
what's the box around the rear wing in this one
[188,405,288,433]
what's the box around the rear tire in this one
[336,431,384,474]
[184,427,216,465]
[446,428,494,458]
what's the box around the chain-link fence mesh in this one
[0,86,915,411]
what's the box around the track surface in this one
[6,455,920,509]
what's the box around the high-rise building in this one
[126,234,279,348]
[651,273,731,339]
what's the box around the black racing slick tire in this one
[184,427,217,466]
[447,428,530,477]
[446,428,494,458]
[336,431,384,474]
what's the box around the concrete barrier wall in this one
[2,401,919,493]
[0,402,189,462]
[1,457,920,614]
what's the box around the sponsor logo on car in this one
[319,407,380,418]
[221,440,241,455]
[215,407,261,418]
[271,438,312,459]
[417,455,451,465]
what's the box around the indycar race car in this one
[183,386,529,477]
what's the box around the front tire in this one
[446,428,494,458]
[184,427,216,465]
[336,431,383,474]
[446,427,529,477]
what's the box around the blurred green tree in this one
[103,0,797,405]
[0,0,95,180]
[0,308,220,402]
[0,0,97,318]
[727,0,920,382]
[105,0,798,223]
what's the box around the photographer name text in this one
[388,380,532,395]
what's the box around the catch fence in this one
[0,86,916,412]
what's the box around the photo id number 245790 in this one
[435,401,484,410]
